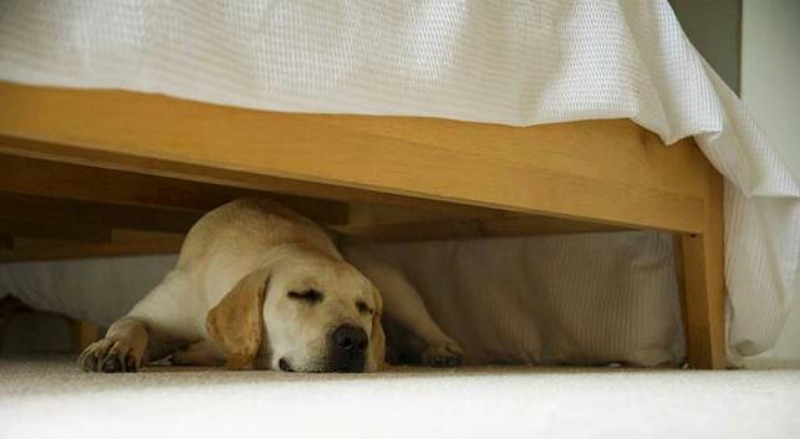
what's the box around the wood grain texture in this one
[679,168,726,369]
[0,218,110,243]
[0,153,350,226]
[0,230,184,262]
[337,215,626,242]
[0,82,708,233]
[0,192,201,233]
[0,130,501,221]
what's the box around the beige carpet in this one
[1,356,798,439]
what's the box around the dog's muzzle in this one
[326,325,368,373]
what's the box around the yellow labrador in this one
[79,198,462,373]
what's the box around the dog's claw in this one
[445,355,461,367]
[421,340,464,368]
[125,355,138,372]
[428,354,462,367]
[101,355,124,373]
[79,351,97,372]
[80,338,142,373]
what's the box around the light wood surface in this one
[337,214,626,243]
[679,169,726,369]
[0,152,628,261]
[0,82,708,233]
[0,153,350,226]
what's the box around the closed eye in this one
[356,301,373,315]
[288,289,324,304]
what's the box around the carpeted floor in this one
[1,356,798,439]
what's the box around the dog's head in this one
[205,248,385,373]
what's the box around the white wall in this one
[741,0,800,368]
[741,0,800,180]
[669,0,741,92]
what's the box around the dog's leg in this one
[79,317,181,373]
[171,340,224,367]
[79,270,197,373]
[345,248,464,367]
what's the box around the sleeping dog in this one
[79,198,463,373]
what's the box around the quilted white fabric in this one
[0,0,797,362]
[350,232,686,366]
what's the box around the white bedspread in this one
[0,0,797,363]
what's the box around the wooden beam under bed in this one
[0,151,629,261]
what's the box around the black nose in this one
[328,325,368,373]
[332,325,368,353]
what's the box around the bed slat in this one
[0,82,708,234]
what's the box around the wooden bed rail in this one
[0,82,709,233]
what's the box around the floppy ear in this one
[367,287,387,372]
[206,269,270,370]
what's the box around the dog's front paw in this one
[79,338,142,373]
[421,340,464,368]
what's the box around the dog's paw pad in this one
[421,341,464,368]
[79,339,141,373]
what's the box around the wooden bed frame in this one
[0,81,725,369]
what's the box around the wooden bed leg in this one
[73,320,101,351]
[678,170,726,369]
